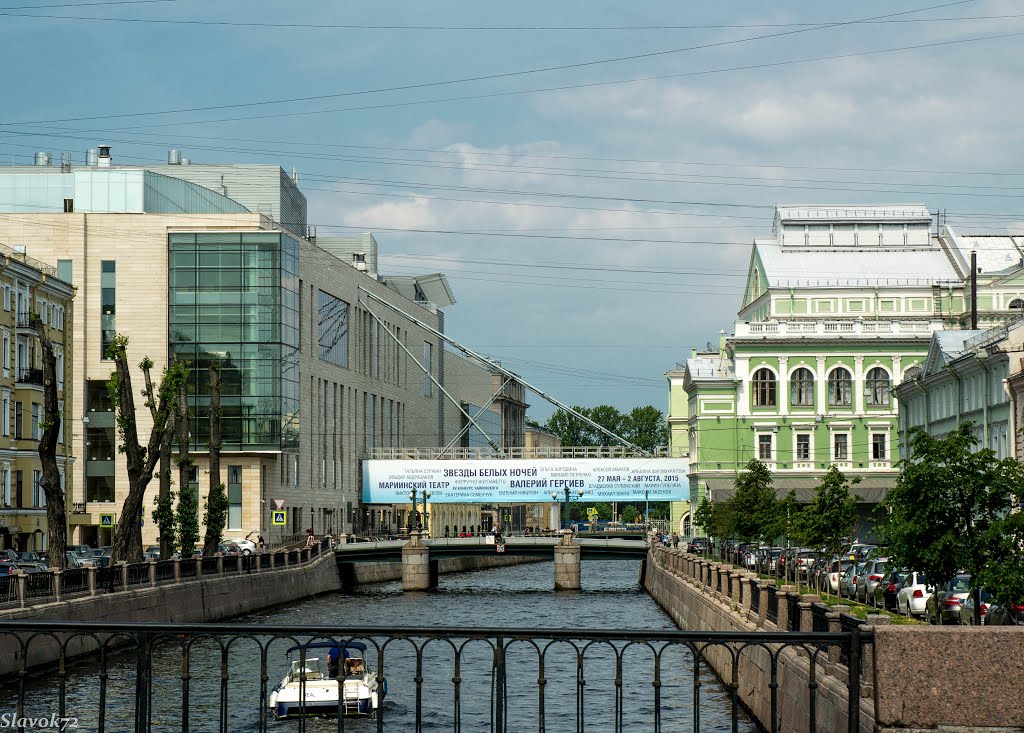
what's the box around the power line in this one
[0,1,973,126]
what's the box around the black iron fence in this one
[0,620,869,733]
[767,586,779,623]
[0,547,324,611]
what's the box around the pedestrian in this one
[305,531,315,550]
[257,535,265,554]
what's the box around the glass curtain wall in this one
[168,232,299,451]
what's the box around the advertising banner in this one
[362,458,690,504]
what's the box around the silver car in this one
[856,557,889,605]
[839,561,864,599]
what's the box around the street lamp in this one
[550,487,585,529]
[407,488,432,531]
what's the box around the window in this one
[14,401,22,440]
[317,290,349,367]
[423,342,433,397]
[834,433,849,460]
[865,367,890,406]
[2,285,8,311]
[790,368,814,406]
[56,349,64,390]
[63,198,74,213]
[1,390,8,437]
[32,470,42,507]
[828,367,852,406]
[57,400,64,443]
[31,403,39,440]
[1,466,8,507]
[796,433,811,460]
[872,433,887,460]
[758,434,773,460]
[86,475,114,503]
[227,465,243,530]
[100,260,116,358]
[751,368,776,407]
[57,260,72,283]
[2,330,8,377]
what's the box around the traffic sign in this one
[586,507,598,518]
[272,498,285,510]
[99,513,115,528]
[496,544,506,554]
[271,510,287,526]
[504,514,512,522]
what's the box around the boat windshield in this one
[344,656,367,677]
[289,659,322,681]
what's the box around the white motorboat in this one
[269,642,384,719]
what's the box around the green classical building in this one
[668,205,1024,538]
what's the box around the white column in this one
[854,356,865,413]
[892,355,902,381]
[778,356,789,415]
[816,355,827,412]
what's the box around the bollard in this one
[16,572,27,608]
[173,558,180,583]
[148,560,157,587]
[777,585,797,630]
[87,566,97,596]
[51,569,62,602]
[119,561,129,590]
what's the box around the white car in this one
[897,571,932,617]
[223,536,257,555]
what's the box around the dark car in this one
[0,561,17,576]
[924,574,971,625]
[960,590,994,625]
[687,538,710,554]
[874,569,910,611]
[986,602,1024,626]
[68,544,93,557]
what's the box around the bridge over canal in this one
[335,531,649,590]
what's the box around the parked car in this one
[824,559,854,595]
[986,602,1024,626]
[795,550,818,580]
[896,571,931,618]
[874,569,910,611]
[2,549,18,562]
[839,562,863,600]
[218,542,241,556]
[17,551,40,563]
[0,561,17,575]
[847,544,877,561]
[856,558,889,604]
[924,574,971,625]
[222,536,257,555]
[960,590,994,625]
[15,562,44,574]
[687,538,709,554]
[68,544,93,557]
[64,552,83,569]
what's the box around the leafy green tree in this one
[730,460,779,543]
[152,492,176,555]
[693,496,714,536]
[175,479,199,557]
[886,425,1024,622]
[762,490,799,548]
[546,407,599,446]
[621,406,669,451]
[792,467,859,593]
[588,405,624,439]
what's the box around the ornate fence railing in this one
[0,620,868,733]
[0,546,327,612]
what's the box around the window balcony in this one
[16,367,44,386]
[16,312,35,330]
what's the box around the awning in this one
[704,475,894,504]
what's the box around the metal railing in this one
[0,548,325,611]
[0,620,868,733]
[766,585,779,623]
[366,445,670,460]
[15,367,44,386]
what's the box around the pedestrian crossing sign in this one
[99,513,115,528]
[271,510,287,526]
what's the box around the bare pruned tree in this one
[33,314,66,570]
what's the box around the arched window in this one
[1010,298,1024,311]
[865,367,890,406]
[752,368,777,407]
[827,367,852,406]
[903,365,923,382]
[790,367,815,406]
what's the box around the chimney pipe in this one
[971,250,978,330]
[97,145,111,167]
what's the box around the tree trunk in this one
[202,362,224,556]
[108,338,182,564]
[157,421,175,559]
[34,316,66,570]
[176,378,195,554]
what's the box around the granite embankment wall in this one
[0,549,540,677]
[645,546,1024,733]
[344,554,541,585]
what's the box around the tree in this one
[587,405,624,441]
[792,466,859,593]
[621,505,640,523]
[107,336,188,563]
[621,406,669,451]
[175,372,200,555]
[886,425,1024,623]
[730,460,779,544]
[763,490,799,549]
[33,315,66,569]
[202,362,229,555]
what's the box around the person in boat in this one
[326,646,342,678]
[345,657,365,676]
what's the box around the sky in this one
[1,0,1023,423]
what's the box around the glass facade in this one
[462,405,502,450]
[317,289,349,367]
[169,232,299,451]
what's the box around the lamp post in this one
[407,488,432,531]
[550,487,585,529]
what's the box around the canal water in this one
[4,560,755,732]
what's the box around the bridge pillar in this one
[553,530,581,591]
[402,531,437,591]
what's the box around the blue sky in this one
[2,0,1023,421]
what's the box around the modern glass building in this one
[168,232,299,452]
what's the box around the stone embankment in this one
[645,546,1024,733]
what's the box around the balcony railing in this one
[734,319,942,339]
[72,502,87,514]
[16,367,44,385]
